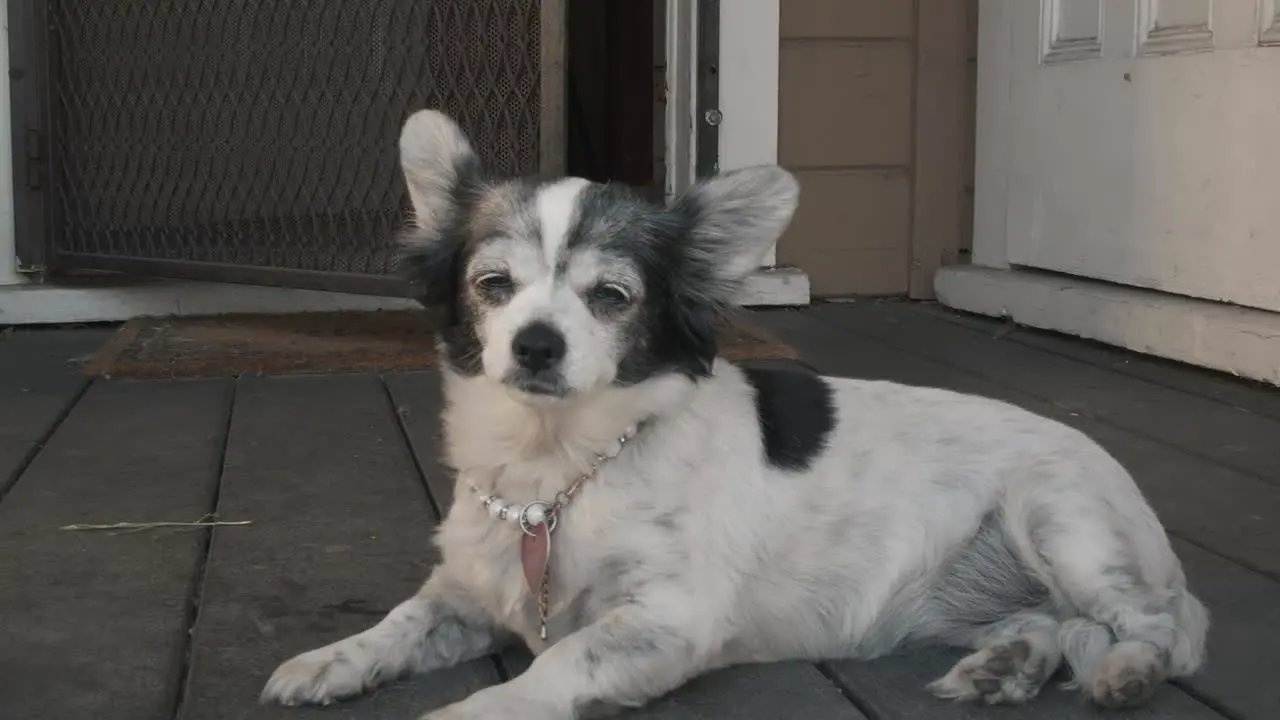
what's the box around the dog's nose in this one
[511,322,566,372]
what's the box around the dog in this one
[260,110,1208,719]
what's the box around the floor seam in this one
[380,374,445,522]
[1170,680,1245,720]
[168,378,238,720]
[1168,531,1280,585]
[814,662,883,720]
[918,303,1280,423]
[380,374,513,686]
[0,377,94,505]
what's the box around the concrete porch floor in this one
[1,302,1276,720]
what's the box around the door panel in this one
[1001,0,1280,312]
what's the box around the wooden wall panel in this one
[774,0,976,298]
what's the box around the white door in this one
[979,0,1280,313]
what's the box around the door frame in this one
[669,0,781,265]
[4,0,49,282]
[0,0,18,284]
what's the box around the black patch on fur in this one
[742,366,835,471]
[561,183,725,385]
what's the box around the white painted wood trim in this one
[936,266,1280,387]
[663,0,699,200]
[971,0,1013,269]
[662,0,802,306]
[718,0,780,265]
[0,2,23,287]
[738,265,809,307]
[0,280,418,325]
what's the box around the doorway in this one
[565,0,663,197]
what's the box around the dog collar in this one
[464,423,640,641]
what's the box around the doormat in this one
[81,310,798,379]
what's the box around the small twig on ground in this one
[59,513,251,534]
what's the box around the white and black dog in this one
[261,110,1208,719]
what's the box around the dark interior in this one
[565,0,660,196]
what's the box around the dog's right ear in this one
[397,110,483,306]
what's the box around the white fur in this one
[538,178,591,263]
[261,111,1207,719]
[398,111,475,239]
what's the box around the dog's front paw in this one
[260,644,374,707]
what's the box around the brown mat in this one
[82,310,797,379]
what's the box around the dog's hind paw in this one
[1089,641,1163,708]
[260,644,375,707]
[927,639,1053,706]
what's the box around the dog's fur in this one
[260,111,1208,719]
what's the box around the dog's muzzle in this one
[508,321,569,396]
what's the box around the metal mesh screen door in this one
[21,0,565,295]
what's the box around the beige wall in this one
[777,0,975,298]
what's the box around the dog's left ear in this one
[397,110,483,306]
[672,166,800,307]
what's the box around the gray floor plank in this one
[387,371,867,719]
[0,378,232,720]
[178,374,498,720]
[749,308,1280,579]
[810,301,1280,486]
[0,329,109,495]
[920,302,1280,423]
[1173,539,1280,720]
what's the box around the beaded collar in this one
[464,424,640,640]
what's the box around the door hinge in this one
[25,129,43,190]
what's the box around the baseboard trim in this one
[0,277,421,325]
[739,265,811,307]
[935,265,1280,387]
[0,266,811,325]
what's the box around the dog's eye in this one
[589,283,631,307]
[474,272,513,294]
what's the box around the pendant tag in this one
[520,521,553,640]
[520,521,550,595]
